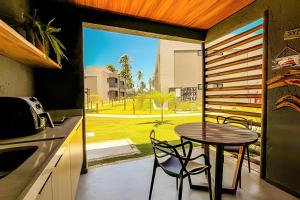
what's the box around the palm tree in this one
[139,81,146,93]
[149,77,155,91]
[151,91,172,122]
[136,70,145,93]
[106,64,117,73]
[119,55,133,85]
[137,70,144,82]
[148,78,153,113]
[119,55,133,110]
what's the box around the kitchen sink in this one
[0,146,38,179]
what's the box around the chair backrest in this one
[217,116,252,130]
[149,130,193,173]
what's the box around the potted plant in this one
[20,9,67,66]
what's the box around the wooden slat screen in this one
[203,21,264,165]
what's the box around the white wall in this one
[157,40,202,93]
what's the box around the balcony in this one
[109,82,118,88]
[107,77,118,88]
[76,148,296,200]
[119,82,125,89]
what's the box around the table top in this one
[175,122,258,146]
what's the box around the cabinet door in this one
[35,174,53,200]
[52,144,72,200]
[69,123,83,199]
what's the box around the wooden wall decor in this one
[275,95,300,112]
[71,0,255,30]
[203,20,264,164]
[267,69,300,89]
[272,46,300,70]
[268,70,300,112]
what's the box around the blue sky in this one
[83,28,158,87]
[232,18,263,34]
[83,18,262,88]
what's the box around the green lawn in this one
[85,116,202,165]
[85,99,261,165]
[85,99,201,115]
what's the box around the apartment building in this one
[154,39,202,102]
[84,66,126,101]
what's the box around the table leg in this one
[231,146,246,190]
[204,144,210,161]
[215,145,224,200]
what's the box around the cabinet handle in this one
[43,154,63,175]
[38,172,52,195]
[54,154,63,167]
[76,124,80,131]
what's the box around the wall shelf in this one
[0,20,61,69]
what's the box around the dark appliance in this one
[0,97,54,139]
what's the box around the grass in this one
[85,99,201,115]
[85,116,202,165]
[85,100,262,165]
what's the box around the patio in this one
[76,148,297,200]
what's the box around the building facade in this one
[154,39,202,102]
[84,66,126,101]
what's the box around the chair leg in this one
[180,137,186,157]
[239,173,242,188]
[176,177,178,190]
[207,169,213,200]
[149,161,157,200]
[177,175,184,200]
[187,174,192,188]
[246,146,251,173]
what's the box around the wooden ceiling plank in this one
[72,0,255,30]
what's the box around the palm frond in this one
[47,18,55,27]
[46,27,61,34]
[51,35,66,51]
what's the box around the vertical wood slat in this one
[260,10,268,179]
[201,42,210,159]
[201,42,206,123]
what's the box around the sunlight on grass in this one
[85,99,201,115]
[85,116,202,156]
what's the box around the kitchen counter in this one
[0,116,82,200]
[0,116,82,145]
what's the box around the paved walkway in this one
[86,139,139,161]
[86,113,202,118]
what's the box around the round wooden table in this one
[175,122,258,200]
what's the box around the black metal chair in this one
[217,116,252,174]
[149,130,212,200]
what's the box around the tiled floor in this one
[76,149,298,200]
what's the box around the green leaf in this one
[47,18,55,27]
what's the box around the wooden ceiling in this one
[71,0,255,30]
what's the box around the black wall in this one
[32,1,84,110]
[266,0,300,196]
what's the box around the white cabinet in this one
[31,120,83,200]
[52,143,72,200]
[35,174,53,200]
[70,123,83,200]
